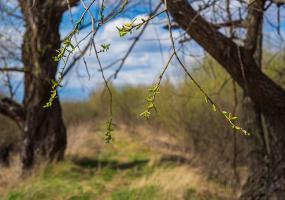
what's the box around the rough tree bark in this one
[164,0,285,199]
[240,1,275,199]
[16,0,78,171]
[0,0,80,171]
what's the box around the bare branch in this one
[57,0,80,12]
[212,19,247,29]
[244,0,265,54]
[109,2,163,80]
[62,42,91,78]
[164,0,285,115]
[0,97,25,128]
[0,67,25,73]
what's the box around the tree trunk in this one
[240,1,278,198]
[241,114,285,199]
[0,144,12,167]
[19,1,66,171]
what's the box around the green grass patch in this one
[100,167,117,182]
[111,186,159,200]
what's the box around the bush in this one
[62,102,98,126]
[65,53,285,186]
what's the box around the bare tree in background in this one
[0,0,74,171]
[0,0,140,172]
[163,0,285,199]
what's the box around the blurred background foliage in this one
[1,52,284,199]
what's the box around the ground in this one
[0,121,237,200]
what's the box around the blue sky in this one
[57,1,200,101]
[57,1,285,101]
[1,0,285,102]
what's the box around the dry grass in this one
[0,157,21,195]
[1,121,240,200]
[66,122,238,199]
[133,165,235,200]
[66,121,103,157]
[134,125,193,160]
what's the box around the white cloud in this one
[60,13,201,98]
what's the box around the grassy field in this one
[0,121,237,200]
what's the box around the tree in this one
[0,0,78,171]
[0,0,133,172]
[163,0,285,199]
